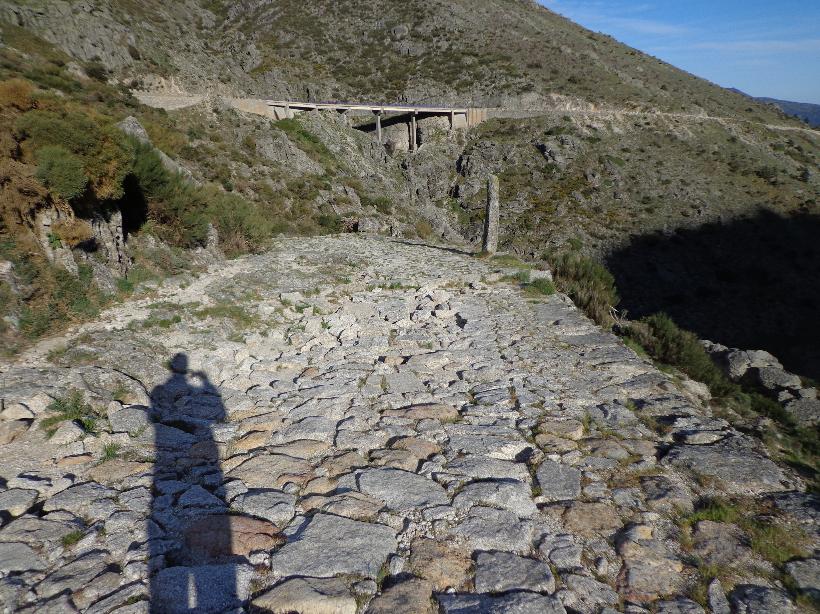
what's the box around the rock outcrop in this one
[705,341,819,426]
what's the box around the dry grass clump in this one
[0,78,35,111]
[52,218,94,247]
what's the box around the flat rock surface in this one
[0,235,812,612]
[269,513,397,579]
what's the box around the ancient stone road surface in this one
[0,236,815,613]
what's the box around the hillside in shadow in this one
[606,210,820,380]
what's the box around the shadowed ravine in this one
[606,210,820,380]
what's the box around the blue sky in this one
[539,0,820,104]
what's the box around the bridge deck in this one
[266,101,469,114]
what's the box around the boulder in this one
[366,578,434,614]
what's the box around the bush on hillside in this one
[0,78,35,110]
[624,313,736,398]
[16,109,133,200]
[548,250,619,327]
[14,257,103,339]
[84,61,109,82]
[204,186,276,256]
[34,145,87,200]
[128,137,173,195]
[127,138,274,254]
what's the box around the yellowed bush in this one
[52,218,94,247]
[0,78,35,111]
[0,158,51,228]
[415,220,433,239]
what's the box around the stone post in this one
[482,175,500,254]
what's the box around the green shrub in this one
[0,77,35,110]
[514,269,531,283]
[128,137,171,195]
[130,139,278,255]
[548,250,619,327]
[624,313,735,397]
[0,280,14,315]
[34,145,87,199]
[14,257,103,340]
[622,336,649,358]
[84,61,109,82]
[115,277,134,294]
[205,187,274,255]
[317,213,342,232]
[526,277,556,296]
[360,194,393,214]
[17,109,133,200]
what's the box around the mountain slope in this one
[0,0,807,125]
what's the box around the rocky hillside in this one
[0,23,465,355]
[0,0,808,124]
[0,236,817,613]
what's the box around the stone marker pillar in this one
[482,174,500,254]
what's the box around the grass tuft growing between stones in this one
[60,529,85,548]
[101,442,121,462]
[680,497,811,606]
[111,382,132,404]
[679,497,809,565]
[40,389,99,437]
[195,303,260,329]
[679,497,739,525]
[524,277,556,297]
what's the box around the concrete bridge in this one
[266,101,489,152]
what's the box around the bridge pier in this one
[266,101,486,150]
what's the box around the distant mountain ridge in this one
[729,88,820,128]
[757,98,820,128]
